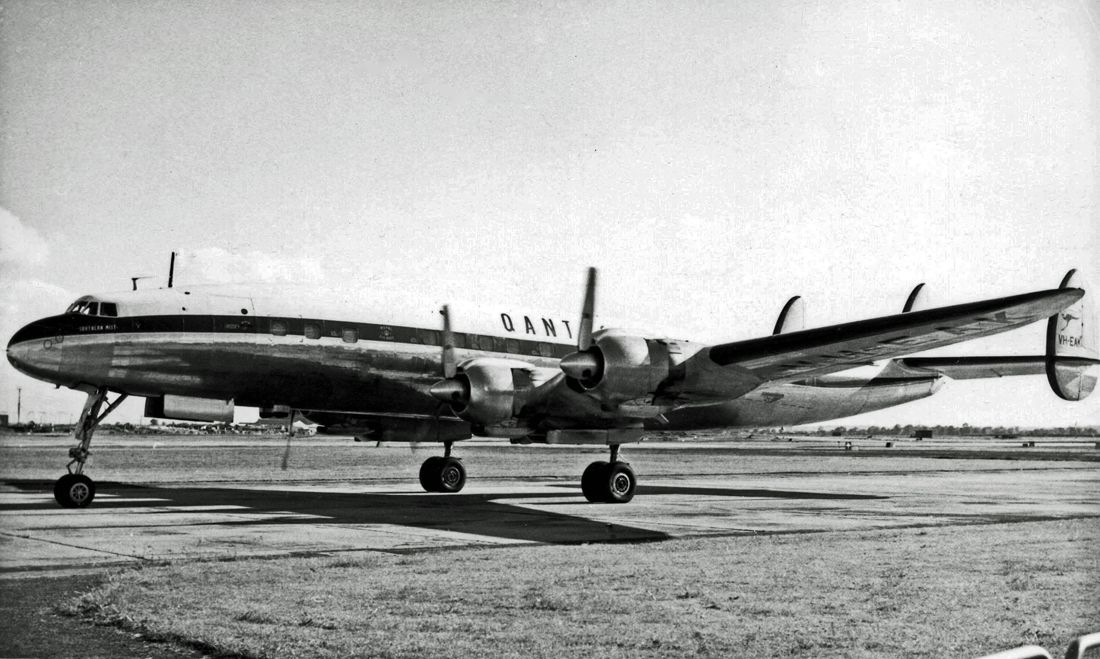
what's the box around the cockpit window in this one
[65,299,118,317]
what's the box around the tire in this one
[419,456,444,492]
[581,461,610,503]
[605,462,636,504]
[436,457,466,493]
[54,474,76,507]
[55,474,95,508]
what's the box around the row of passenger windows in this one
[269,320,556,357]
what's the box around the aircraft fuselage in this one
[6,285,943,431]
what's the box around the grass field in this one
[4,433,1096,657]
[59,518,1097,658]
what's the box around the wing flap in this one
[707,288,1082,382]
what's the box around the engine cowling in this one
[560,331,673,406]
[430,358,539,427]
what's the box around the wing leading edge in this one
[706,288,1083,382]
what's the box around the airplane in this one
[6,267,1097,508]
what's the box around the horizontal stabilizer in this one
[899,356,1049,380]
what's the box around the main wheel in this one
[419,456,445,492]
[605,462,636,504]
[54,474,95,508]
[436,457,466,493]
[581,461,610,503]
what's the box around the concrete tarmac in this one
[2,436,1097,578]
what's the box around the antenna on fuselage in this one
[167,251,176,288]
[130,276,153,291]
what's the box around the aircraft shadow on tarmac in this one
[2,480,887,546]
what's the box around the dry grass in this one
[59,518,1099,658]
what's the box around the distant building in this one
[0,414,8,427]
[913,429,933,440]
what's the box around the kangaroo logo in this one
[1058,311,1086,348]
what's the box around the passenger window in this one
[304,323,321,340]
[451,333,464,349]
[342,328,358,344]
[271,321,288,337]
[488,336,503,352]
[538,342,553,357]
[99,302,118,317]
[505,338,519,353]
[465,334,479,350]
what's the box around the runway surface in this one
[2,434,1097,578]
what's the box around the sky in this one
[1,0,1097,428]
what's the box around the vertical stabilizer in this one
[773,296,805,334]
[903,283,928,313]
[1046,269,1098,401]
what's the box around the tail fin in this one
[1046,269,1098,401]
[773,296,805,334]
[902,283,929,313]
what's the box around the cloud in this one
[176,248,328,285]
[0,207,49,267]
[0,278,72,343]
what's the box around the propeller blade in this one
[578,267,597,350]
[441,305,457,378]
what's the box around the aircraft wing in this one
[705,288,1082,383]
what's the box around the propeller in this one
[428,305,469,440]
[429,304,468,405]
[560,267,603,381]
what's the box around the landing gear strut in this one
[54,386,127,508]
[419,441,466,493]
[581,443,636,503]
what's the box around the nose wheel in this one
[52,386,127,508]
[54,474,96,508]
[581,444,637,503]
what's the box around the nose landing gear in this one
[54,386,128,508]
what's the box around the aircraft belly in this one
[56,332,445,415]
[659,377,940,430]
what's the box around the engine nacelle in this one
[144,395,234,423]
[432,358,541,427]
[564,331,672,406]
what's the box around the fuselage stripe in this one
[10,313,577,360]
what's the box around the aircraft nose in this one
[6,317,65,381]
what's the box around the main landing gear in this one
[418,441,466,493]
[581,444,636,504]
[54,386,128,508]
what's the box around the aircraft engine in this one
[560,331,671,405]
[430,358,536,427]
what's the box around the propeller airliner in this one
[6,268,1097,507]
